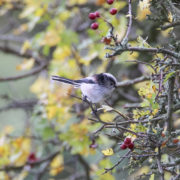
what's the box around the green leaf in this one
[164,71,175,83]
[42,127,55,140]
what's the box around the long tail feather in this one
[52,76,79,86]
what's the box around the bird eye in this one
[110,82,114,86]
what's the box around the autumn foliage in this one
[0,0,180,180]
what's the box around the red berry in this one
[128,143,134,150]
[91,22,99,30]
[120,144,127,150]
[124,138,131,145]
[107,0,114,5]
[95,11,100,18]
[27,152,37,163]
[89,13,96,20]
[110,8,117,15]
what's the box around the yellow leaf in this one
[41,30,61,47]
[161,26,173,37]
[20,40,31,54]
[35,6,47,17]
[0,145,10,157]
[137,0,151,21]
[30,77,49,95]
[59,10,71,21]
[100,113,115,123]
[149,174,155,180]
[68,0,87,5]
[50,155,64,176]
[16,58,35,71]
[102,148,114,156]
[152,85,156,92]
[46,106,57,119]
[168,12,173,23]
[53,46,71,60]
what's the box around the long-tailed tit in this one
[52,73,117,103]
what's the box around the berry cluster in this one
[120,138,134,150]
[89,11,100,30]
[89,0,118,30]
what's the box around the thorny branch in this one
[121,0,132,45]
[103,150,131,174]
[0,0,180,179]
[167,76,175,133]
[106,46,180,59]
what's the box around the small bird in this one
[52,73,117,103]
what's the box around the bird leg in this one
[82,95,97,114]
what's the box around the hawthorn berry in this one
[110,8,117,15]
[89,13,96,20]
[128,143,134,150]
[91,22,99,30]
[27,152,38,163]
[120,144,127,150]
[124,137,131,145]
[107,0,114,5]
[95,11,100,18]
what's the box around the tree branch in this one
[166,76,175,133]
[161,21,180,30]
[0,150,60,172]
[76,154,91,180]
[0,99,37,112]
[0,61,48,82]
[121,0,132,44]
[0,43,49,82]
[106,46,180,59]
[117,76,150,87]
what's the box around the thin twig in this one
[121,0,132,44]
[161,21,180,30]
[155,70,163,100]
[117,76,150,87]
[157,147,165,180]
[103,150,131,174]
[126,60,156,73]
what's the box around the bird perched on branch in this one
[52,73,117,103]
